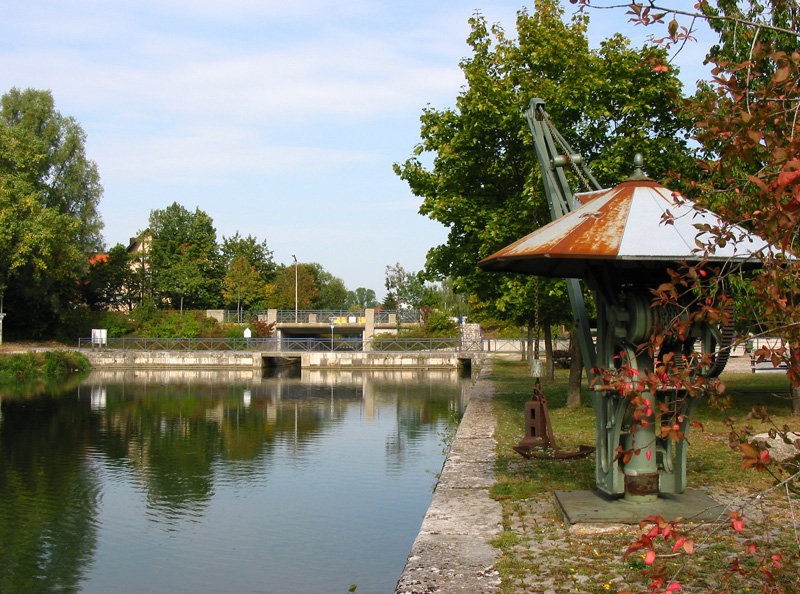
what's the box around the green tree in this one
[394,1,693,338]
[82,244,137,311]
[306,263,348,310]
[0,88,103,253]
[381,291,398,310]
[147,203,222,310]
[345,287,378,309]
[384,263,429,308]
[265,264,318,310]
[220,232,275,280]
[222,257,264,320]
[428,277,469,319]
[0,88,104,337]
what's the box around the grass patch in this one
[487,357,800,594]
[0,350,90,395]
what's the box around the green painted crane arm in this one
[524,98,600,376]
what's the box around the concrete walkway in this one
[395,361,503,594]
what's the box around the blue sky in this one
[1,1,711,298]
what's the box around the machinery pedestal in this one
[554,489,724,533]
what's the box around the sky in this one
[0,0,713,299]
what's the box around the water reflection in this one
[0,367,470,594]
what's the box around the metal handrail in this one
[373,309,421,324]
[277,310,366,324]
[223,310,269,323]
[220,309,422,324]
[78,336,479,353]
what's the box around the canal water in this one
[0,367,472,594]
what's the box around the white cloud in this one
[95,127,375,184]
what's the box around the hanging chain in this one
[543,112,593,193]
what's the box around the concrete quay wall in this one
[299,352,480,369]
[83,350,261,368]
[395,360,502,593]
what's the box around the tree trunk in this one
[527,325,535,363]
[520,329,526,362]
[543,322,554,381]
[790,347,800,416]
[567,326,583,408]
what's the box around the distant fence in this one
[78,336,479,353]
[481,338,571,353]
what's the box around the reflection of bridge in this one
[78,367,472,420]
[206,309,423,342]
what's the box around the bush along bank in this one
[0,350,91,387]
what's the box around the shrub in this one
[249,320,274,338]
[425,310,458,336]
[0,351,90,385]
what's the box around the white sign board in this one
[91,329,107,348]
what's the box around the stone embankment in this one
[395,361,503,594]
[81,350,479,369]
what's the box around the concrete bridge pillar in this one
[363,308,375,352]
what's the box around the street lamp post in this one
[329,317,335,352]
[0,290,5,346]
[291,253,298,323]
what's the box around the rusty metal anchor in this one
[513,380,595,460]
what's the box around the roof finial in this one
[627,153,652,181]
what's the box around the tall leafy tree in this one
[222,257,264,319]
[305,263,347,310]
[0,88,103,253]
[384,263,430,308]
[345,287,379,309]
[220,232,275,280]
[220,232,275,313]
[81,244,138,311]
[0,88,104,336]
[147,203,222,310]
[394,1,693,334]
[264,264,319,310]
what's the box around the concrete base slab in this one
[555,489,726,533]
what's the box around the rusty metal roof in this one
[479,179,772,279]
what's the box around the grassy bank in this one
[486,358,799,593]
[0,350,91,393]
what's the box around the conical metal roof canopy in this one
[478,179,771,279]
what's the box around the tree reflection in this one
[0,395,99,593]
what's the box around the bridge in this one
[206,308,426,345]
[82,309,485,369]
